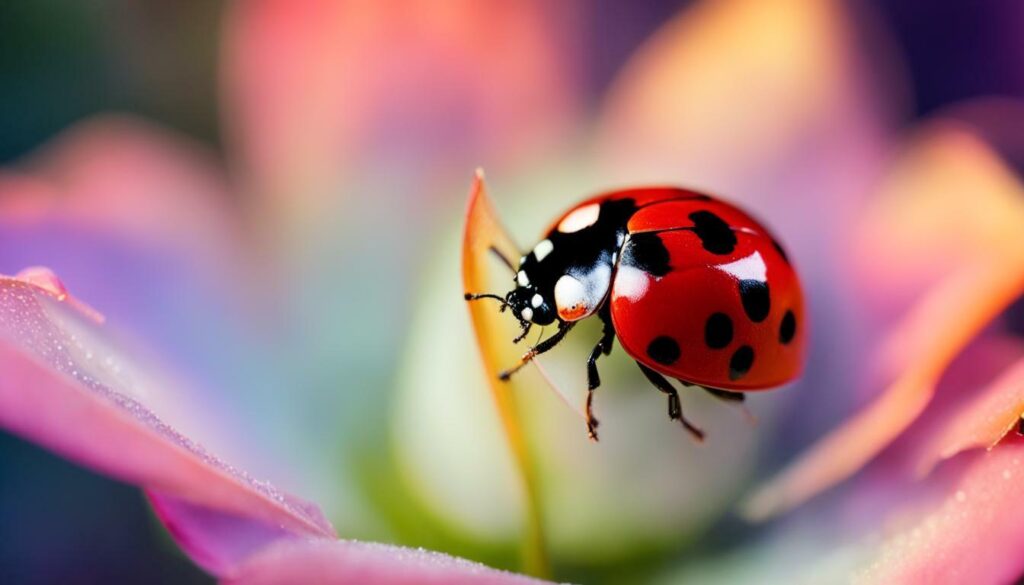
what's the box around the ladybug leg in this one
[637,363,705,442]
[488,245,517,272]
[498,321,576,381]
[702,387,745,402]
[585,307,615,441]
[698,385,757,424]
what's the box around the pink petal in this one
[223,539,554,585]
[14,266,104,324]
[917,356,1024,475]
[742,263,1024,521]
[0,115,244,271]
[221,0,582,226]
[742,125,1024,521]
[0,274,335,576]
[856,438,1024,584]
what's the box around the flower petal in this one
[0,115,243,270]
[598,0,892,190]
[221,0,582,230]
[855,439,1024,584]
[917,357,1024,475]
[461,172,549,575]
[742,125,1024,521]
[0,273,335,576]
[222,539,555,585]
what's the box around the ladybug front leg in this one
[585,307,615,441]
[498,321,576,381]
[637,363,705,442]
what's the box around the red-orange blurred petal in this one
[221,0,582,231]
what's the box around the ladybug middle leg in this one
[637,363,705,441]
[585,305,615,441]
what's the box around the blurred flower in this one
[2,0,1024,583]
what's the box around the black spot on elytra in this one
[779,310,796,344]
[704,312,733,349]
[739,280,770,323]
[772,239,790,264]
[729,345,754,380]
[689,210,736,254]
[647,336,680,365]
[622,233,671,276]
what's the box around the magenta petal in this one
[858,439,1024,583]
[0,275,335,575]
[223,539,556,585]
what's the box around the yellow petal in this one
[598,0,890,188]
[461,172,549,577]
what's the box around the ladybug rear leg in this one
[702,387,745,402]
[637,363,705,442]
[584,306,615,441]
[698,385,757,424]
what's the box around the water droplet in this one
[955,490,967,503]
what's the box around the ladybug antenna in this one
[488,246,517,273]
[464,292,510,312]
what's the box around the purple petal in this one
[0,274,335,575]
[223,539,557,585]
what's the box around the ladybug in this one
[466,187,804,441]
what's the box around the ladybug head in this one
[506,286,556,326]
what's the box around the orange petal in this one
[917,357,1024,475]
[461,172,548,577]
[854,122,1024,308]
[856,439,1024,584]
[742,126,1024,521]
[598,0,894,188]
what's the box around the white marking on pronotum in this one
[531,294,544,308]
[718,251,767,282]
[557,203,600,233]
[517,271,530,287]
[533,239,554,261]
[521,307,534,321]
[612,265,650,302]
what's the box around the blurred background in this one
[2,1,1024,584]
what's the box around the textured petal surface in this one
[0,273,335,576]
[855,439,1024,584]
[223,539,558,585]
